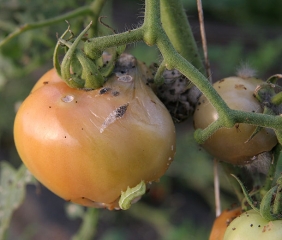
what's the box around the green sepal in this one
[260,185,278,221]
[98,44,126,78]
[53,25,72,78]
[266,74,282,84]
[57,22,105,89]
[231,174,260,213]
[119,180,146,210]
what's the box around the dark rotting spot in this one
[169,89,175,95]
[99,87,112,95]
[112,91,120,96]
[49,106,52,108]
[115,104,129,118]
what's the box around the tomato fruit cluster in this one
[14,55,176,210]
[193,76,277,165]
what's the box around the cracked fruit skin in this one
[14,62,176,210]
[224,210,282,240]
[193,77,277,165]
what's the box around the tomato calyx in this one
[232,173,282,222]
[119,180,146,210]
[53,22,127,90]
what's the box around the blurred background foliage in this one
[0,0,282,239]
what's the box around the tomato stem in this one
[160,0,204,73]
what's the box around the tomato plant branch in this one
[84,28,144,59]
[195,109,282,144]
[160,0,204,73]
[0,0,106,48]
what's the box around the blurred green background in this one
[0,0,282,239]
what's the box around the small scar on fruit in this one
[99,87,112,95]
[43,81,49,85]
[112,91,120,96]
[235,123,241,132]
[235,84,247,90]
[219,79,225,83]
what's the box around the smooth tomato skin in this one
[224,210,282,240]
[193,77,277,165]
[209,207,242,240]
[14,65,176,209]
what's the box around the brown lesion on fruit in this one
[100,103,129,133]
[99,87,112,95]
[235,84,247,90]
[235,123,241,132]
[111,90,120,96]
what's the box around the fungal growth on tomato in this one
[148,64,201,122]
[193,73,277,166]
[14,53,176,210]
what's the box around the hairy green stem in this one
[160,0,204,73]
[196,109,282,144]
[84,27,144,58]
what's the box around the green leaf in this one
[0,162,36,239]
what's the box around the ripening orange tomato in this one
[14,55,176,210]
[209,207,242,240]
